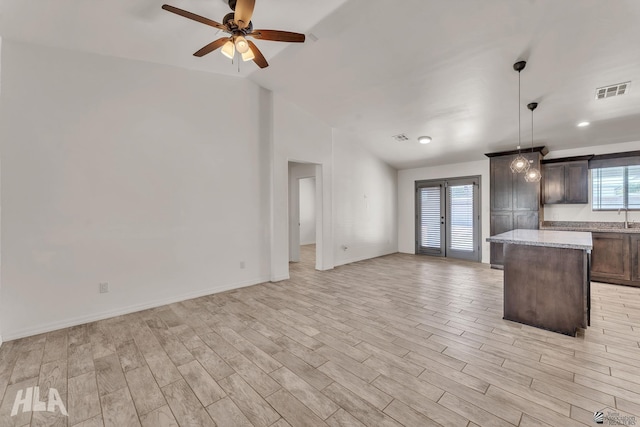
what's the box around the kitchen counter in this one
[487,229,592,251]
[541,221,640,234]
[487,229,591,336]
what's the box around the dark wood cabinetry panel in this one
[490,213,514,266]
[504,244,588,336]
[543,164,565,204]
[514,152,542,211]
[514,211,539,230]
[631,235,640,282]
[591,233,630,281]
[487,150,543,267]
[565,162,589,203]
[542,160,588,204]
[490,156,514,211]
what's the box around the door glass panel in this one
[420,187,441,250]
[448,184,474,252]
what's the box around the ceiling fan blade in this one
[248,40,268,68]
[249,29,305,43]
[162,4,227,32]
[193,38,229,57]
[234,0,255,29]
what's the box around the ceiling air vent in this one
[392,133,410,142]
[596,82,630,99]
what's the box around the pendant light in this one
[510,61,530,174]
[524,102,542,183]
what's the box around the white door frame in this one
[288,161,323,270]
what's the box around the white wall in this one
[543,140,640,223]
[398,160,490,263]
[0,41,401,340]
[333,129,398,266]
[0,41,272,339]
[299,177,317,245]
[271,96,334,280]
[0,36,3,347]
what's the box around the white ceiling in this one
[2,0,640,169]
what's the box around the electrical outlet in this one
[99,282,109,293]
[240,261,246,269]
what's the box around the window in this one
[592,165,640,210]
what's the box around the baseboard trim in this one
[0,335,3,348]
[270,275,290,282]
[334,250,398,267]
[2,276,270,341]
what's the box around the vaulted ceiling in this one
[2,0,640,169]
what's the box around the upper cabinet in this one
[542,157,591,204]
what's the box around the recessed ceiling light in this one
[577,121,590,127]
[418,136,432,144]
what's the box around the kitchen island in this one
[487,229,593,336]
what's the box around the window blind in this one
[629,165,640,209]
[448,184,474,251]
[592,165,640,210]
[420,187,441,249]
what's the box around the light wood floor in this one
[2,245,640,426]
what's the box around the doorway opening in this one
[415,176,481,262]
[288,161,322,272]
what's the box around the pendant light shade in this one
[510,150,530,173]
[524,167,542,183]
[510,61,529,174]
[524,102,542,183]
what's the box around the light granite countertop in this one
[486,229,593,250]
[540,225,640,234]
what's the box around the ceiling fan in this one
[162,0,305,69]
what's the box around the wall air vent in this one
[392,133,410,142]
[596,82,630,99]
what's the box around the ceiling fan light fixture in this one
[235,35,250,53]
[241,48,255,62]
[221,40,235,59]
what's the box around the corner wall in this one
[333,129,398,266]
[398,160,491,263]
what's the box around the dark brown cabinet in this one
[542,159,589,204]
[591,233,630,282]
[590,232,640,287]
[486,148,545,268]
[631,235,640,283]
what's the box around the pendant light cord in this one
[518,71,521,153]
[531,106,534,152]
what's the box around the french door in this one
[416,177,480,261]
